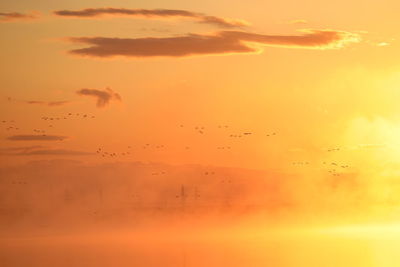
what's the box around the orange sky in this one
[1,1,400,211]
[4,1,400,266]
[2,0,400,170]
[2,1,400,206]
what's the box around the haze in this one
[1,0,400,266]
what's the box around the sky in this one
[2,1,400,266]
[1,1,400,170]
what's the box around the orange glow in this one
[1,0,400,266]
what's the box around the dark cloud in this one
[66,29,360,58]
[76,88,121,108]
[0,12,38,22]
[25,100,71,107]
[53,8,248,28]
[7,135,68,141]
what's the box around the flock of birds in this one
[2,113,96,136]
[2,120,18,131]
[41,113,96,120]
[291,160,351,177]
[96,144,168,158]
[1,111,354,179]
[39,113,96,131]
[2,111,360,219]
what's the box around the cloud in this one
[6,97,71,107]
[53,7,248,28]
[16,149,93,156]
[25,100,71,107]
[7,135,68,141]
[0,11,38,22]
[0,146,45,153]
[0,146,92,156]
[76,88,121,108]
[66,29,360,58]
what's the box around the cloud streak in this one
[0,146,45,153]
[7,135,68,141]
[25,100,71,107]
[76,88,121,108]
[18,149,93,156]
[0,11,38,22]
[54,7,248,28]
[66,29,360,58]
[0,146,92,156]
[7,97,71,107]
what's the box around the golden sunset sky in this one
[2,1,400,266]
[2,0,400,170]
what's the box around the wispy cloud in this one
[66,29,360,58]
[54,7,248,28]
[0,146,92,156]
[0,146,45,153]
[7,135,68,141]
[76,88,121,108]
[25,100,71,106]
[18,149,92,156]
[0,11,39,22]
[7,97,71,107]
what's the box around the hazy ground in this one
[1,160,400,267]
[1,223,398,267]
